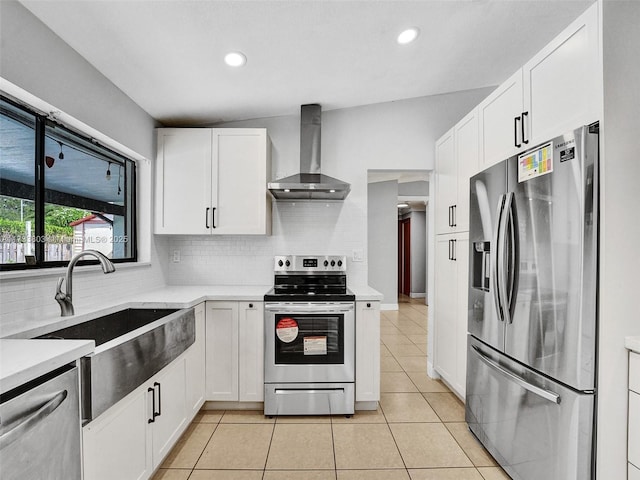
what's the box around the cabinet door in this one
[185,303,206,419]
[434,234,458,385]
[435,128,457,234]
[212,129,271,235]
[151,358,188,468]
[83,387,151,480]
[630,391,640,470]
[454,110,479,232]
[355,301,381,403]
[454,234,469,398]
[523,4,599,145]
[478,69,523,168]
[205,302,239,401]
[155,129,213,235]
[238,301,264,402]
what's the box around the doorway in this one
[398,217,411,298]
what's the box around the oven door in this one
[264,302,355,384]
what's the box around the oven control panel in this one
[274,255,347,272]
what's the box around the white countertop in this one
[0,339,94,394]
[626,336,640,354]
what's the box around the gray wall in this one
[410,210,426,296]
[367,181,398,307]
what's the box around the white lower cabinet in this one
[205,301,264,402]
[185,303,206,417]
[630,352,640,475]
[434,232,469,399]
[355,301,380,404]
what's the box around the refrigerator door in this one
[505,125,598,390]
[466,336,594,480]
[468,160,507,352]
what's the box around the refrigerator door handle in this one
[502,192,518,324]
[472,345,561,404]
[493,194,509,323]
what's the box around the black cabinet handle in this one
[452,205,457,227]
[514,116,521,148]
[522,111,529,145]
[205,207,210,229]
[148,387,156,423]
[448,239,452,260]
[154,382,161,418]
[367,303,371,308]
[212,207,217,229]
[249,303,254,308]
[452,239,457,261]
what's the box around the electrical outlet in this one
[352,249,364,262]
[172,250,180,263]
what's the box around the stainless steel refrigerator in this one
[466,123,599,480]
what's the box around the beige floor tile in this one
[423,393,466,422]
[337,469,410,479]
[266,424,335,470]
[150,469,191,480]
[195,423,273,469]
[406,334,428,344]
[406,372,450,393]
[445,423,497,467]
[477,467,511,480]
[380,344,393,357]
[381,372,419,393]
[408,468,484,479]
[416,343,429,354]
[396,325,427,336]
[390,423,473,469]
[194,410,224,423]
[162,423,216,468]
[396,356,428,373]
[380,393,440,423]
[332,406,386,423]
[275,415,331,423]
[386,343,426,357]
[264,471,337,480]
[381,355,404,372]
[333,423,404,469]
[220,410,275,423]
[381,334,414,345]
[381,325,402,334]
[189,471,264,480]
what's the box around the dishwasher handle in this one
[0,389,68,451]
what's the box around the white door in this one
[151,358,188,468]
[454,110,479,232]
[205,302,239,401]
[435,128,456,234]
[238,301,264,402]
[434,234,458,384]
[212,129,269,235]
[155,129,213,234]
[478,69,523,168]
[523,4,599,145]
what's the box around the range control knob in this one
[278,260,284,267]
[337,260,343,267]
[324,260,329,267]
[285,260,291,267]
[330,260,336,267]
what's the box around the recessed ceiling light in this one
[224,52,247,67]
[397,28,420,45]
[397,203,409,208]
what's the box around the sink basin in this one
[37,307,195,423]
[38,308,180,346]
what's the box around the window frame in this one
[0,95,137,270]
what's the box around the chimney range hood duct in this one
[268,104,351,200]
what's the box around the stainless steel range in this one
[264,255,355,416]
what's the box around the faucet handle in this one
[55,277,65,297]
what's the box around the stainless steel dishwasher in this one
[0,364,81,480]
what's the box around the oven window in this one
[274,314,344,365]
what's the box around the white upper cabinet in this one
[523,4,600,145]
[478,69,524,169]
[155,128,271,235]
[435,128,456,234]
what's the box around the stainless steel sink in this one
[38,307,195,423]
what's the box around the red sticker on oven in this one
[276,317,299,343]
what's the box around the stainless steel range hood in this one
[268,104,351,200]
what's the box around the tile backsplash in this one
[166,201,367,287]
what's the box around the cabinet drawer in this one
[630,390,640,468]
[631,352,640,393]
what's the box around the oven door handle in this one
[265,305,354,314]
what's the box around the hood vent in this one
[268,104,351,200]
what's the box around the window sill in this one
[0,262,152,280]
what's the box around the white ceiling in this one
[20,0,594,126]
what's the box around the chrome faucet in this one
[55,250,116,316]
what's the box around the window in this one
[0,96,136,269]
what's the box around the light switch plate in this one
[352,249,364,262]
[172,250,180,263]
